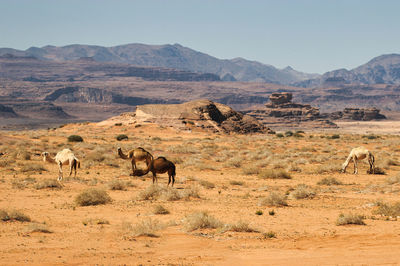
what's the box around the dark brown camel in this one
[117,147,153,175]
[132,156,176,186]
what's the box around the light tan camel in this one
[132,156,176,186]
[42,148,80,181]
[117,147,153,174]
[341,147,375,174]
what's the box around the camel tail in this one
[77,160,81,169]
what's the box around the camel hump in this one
[157,156,168,161]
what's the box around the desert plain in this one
[1,120,400,265]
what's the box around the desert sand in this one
[1,120,400,265]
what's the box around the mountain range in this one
[1,43,400,86]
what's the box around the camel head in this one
[341,163,347,173]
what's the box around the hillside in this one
[0,43,317,85]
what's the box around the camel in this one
[117,147,153,174]
[341,146,375,174]
[132,156,176,186]
[42,148,80,181]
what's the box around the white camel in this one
[42,148,80,181]
[341,146,375,174]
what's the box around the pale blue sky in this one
[1,0,399,73]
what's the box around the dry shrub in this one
[228,221,259,232]
[290,184,316,199]
[108,180,128,191]
[368,167,386,175]
[262,231,277,239]
[230,180,244,186]
[258,192,288,207]
[82,218,110,225]
[198,179,215,189]
[0,158,13,167]
[0,209,31,222]
[317,177,343,186]
[315,164,341,174]
[373,201,400,217]
[386,174,400,185]
[161,188,182,201]
[336,213,365,225]
[242,166,260,175]
[20,163,47,173]
[153,205,170,215]
[19,151,31,160]
[225,157,242,168]
[124,218,163,237]
[75,189,112,206]
[184,211,223,232]
[25,223,53,233]
[180,185,201,199]
[138,185,164,201]
[35,179,62,190]
[258,169,291,179]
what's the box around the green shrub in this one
[255,210,263,216]
[68,135,83,142]
[116,134,128,141]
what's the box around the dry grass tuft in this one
[35,179,62,190]
[258,169,292,179]
[0,209,31,222]
[138,185,164,201]
[25,223,53,233]
[258,192,288,207]
[317,177,343,186]
[75,189,112,206]
[373,201,400,217]
[153,205,170,215]
[228,221,259,232]
[290,184,316,199]
[198,179,215,189]
[108,180,128,191]
[336,213,365,225]
[184,211,223,232]
[20,163,47,173]
[124,218,164,237]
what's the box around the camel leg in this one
[58,162,63,181]
[131,159,136,175]
[353,156,358,174]
[168,169,175,186]
[69,160,73,177]
[152,171,157,184]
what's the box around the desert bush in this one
[114,123,122,126]
[326,134,340,139]
[242,166,260,175]
[258,192,288,207]
[317,177,343,186]
[82,218,110,225]
[0,209,31,222]
[362,134,379,140]
[116,134,128,141]
[161,188,182,201]
[276,133,284,138]
[258,169,291,179]
[35,179,62,190]
[315,164,341,174]
[373,201,400,217]
[262,231,277,238]
[68,135,83,142]
[75,189,112,206]
[108,180,128,191]
[20,163,47,173]
[138,185,164,201]
[285,131,293,137]
[336,213,365,225]
[386,174,400,185]
[153,205,170,215]
[167,145,199,154]
[184,211,223,232]
[124,218,164,237]
[19,151,31,160]
[255,210,263,215]
[225,157,242,168]
[290,184,316,199]
[228,221,259,232]
[293,132,304,138]
[230,180,244,186]
[198,179,215,189]
[179,185,201,199]
[25,223,53,233]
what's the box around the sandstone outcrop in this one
[245,92,338,129]
[101,99,273,134]
[328,107,386,121]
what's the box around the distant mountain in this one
[296,54,400,87]
[0,43,318,85]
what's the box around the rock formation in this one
[245,92,338,129]
[328,107,386,121]
[101,99,274,134]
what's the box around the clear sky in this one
[1,0,399,74]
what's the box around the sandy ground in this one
[1,121,400,265]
